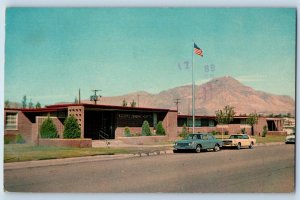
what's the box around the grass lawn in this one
[215,135,286,143]
[4,144,170,163]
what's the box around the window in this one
[202,134,208,140]
[187,118,201,127]
[240,119,247,124]
[242,135,249,139]
[5,112,18,130]
[209,120,215,127]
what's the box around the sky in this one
[4,8,296,106]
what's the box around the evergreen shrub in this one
[63,115,81,138]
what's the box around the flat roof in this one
[45,103,177,112]
[177,114,250,119]
[4,107,67,113]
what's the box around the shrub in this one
[63,115,81,138]
[241,128,246,134]
[4,133,16,144]
[156,121,166,135]
[141,120,152,136]
[262,125,268,137]
[40,116,58,138]
[179,123,188,138]
[124,127,131,137]
[211,130,217,135]
[15,134,25,144]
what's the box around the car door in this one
[242,135,250,146]
[201,134,209,149]
[207,134,216,149]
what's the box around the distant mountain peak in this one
[85,76,294,116]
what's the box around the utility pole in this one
[174,98,181,113]
[90,89,102,105]
[78,88,81,104]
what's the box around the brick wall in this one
[32,116,65,145]
[118,136,168,145]
[4,110,33,144]
[39,138,92,148]
[162,111,178,139]
[115,127,155,138]
[176,125,252,137]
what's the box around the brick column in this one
[162,111,178,140]
[68,106,85,138]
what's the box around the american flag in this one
[194,43,203,57]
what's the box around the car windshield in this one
[229,135,243,139]
[185,134,201,140]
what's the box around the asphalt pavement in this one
[4,143,294,193]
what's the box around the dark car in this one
[173,133,223,153]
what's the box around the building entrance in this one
[84,111,116,140]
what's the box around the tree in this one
[215,105,235,139]
[22,95,27,108]
[141,120,152,136]
[130,100,136,107]
[262,125,268,137]
[179,123,188,138]
[40,116,58,138]
[28,99,34,109]
[215,105,235,125]
[122,99,127,107]
[4,100,9,108]
[35,102,41,108]
[246,113,258,136]
[63,115,81,138]
[156,121,166,135]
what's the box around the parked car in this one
[285,133,295,144]
[222,134,256,149]
[173,133,223,153]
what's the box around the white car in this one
[285,133,295,144]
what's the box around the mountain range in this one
[83,76,295,116]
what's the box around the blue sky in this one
[5,8,296,105]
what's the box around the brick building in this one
[4,103,286,144]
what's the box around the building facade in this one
[4,103,286,144]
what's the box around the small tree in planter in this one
[40,116,58,138]
[179,123,188,138]
[246,113,258,136]
[262,125,268,137]
[63,115,81,138]
[141,120,152,136]
[156,121,166,135]
[124,127,131,137]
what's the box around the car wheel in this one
[237,143,241,150]
[195,145,201,153]
[249,142,254,149]
[214,144,220,152]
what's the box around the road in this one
[4,144,295,193]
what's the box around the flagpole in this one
[192,42,195,134]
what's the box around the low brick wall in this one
[267,131,287,136]
[118,136,168,145]
[38,139,92,148]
